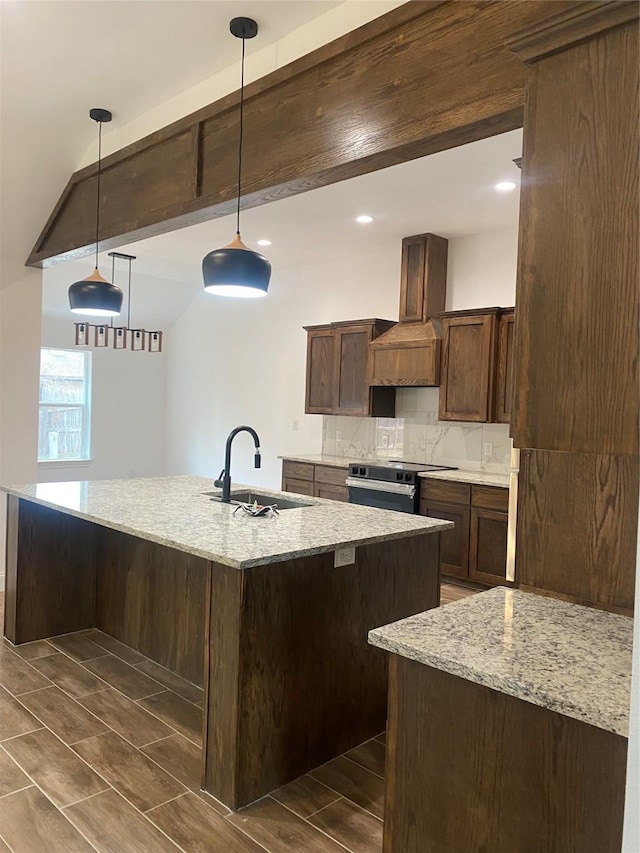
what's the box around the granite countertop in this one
[278,453,362,468]
[3,475,452,570]
[369,587,633,736]
[280,455,510,487]
[419,469,510,488]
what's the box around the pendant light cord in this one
[236,36,246,235]
[127,258,132,329]
[95,119,103,268]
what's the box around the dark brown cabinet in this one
[304,319,396,417]
[494,308,515,424]
[436,307,514,423]
[281,460,348,502]
[420,479,510,587]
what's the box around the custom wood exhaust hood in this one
[369,233,448,387]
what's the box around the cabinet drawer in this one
[314,464,348,487]
[282,460,315,482]
[421,479,471,506]
[314,483,348,502]
[471,485,509,512]
[282,477,314,497]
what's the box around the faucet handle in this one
[214,469,225,488]
[254,450,261,469]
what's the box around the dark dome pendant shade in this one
[68,108,123,317]
[202,17,271,298]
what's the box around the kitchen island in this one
[3,475,450,809]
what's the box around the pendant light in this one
[68,109,123,317]
[202,17,271,298]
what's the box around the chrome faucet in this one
[215,425,261,503]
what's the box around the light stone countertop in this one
[2,475,452,570]
[280,455,510,486]
[419,469,510,488]
[369,587,633,736]
[278,453,361,468]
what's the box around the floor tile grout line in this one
[341,752,385,780]
[303,793,347,820]
[0,829,18,853]
[63,785,192,853]
[257,795,355,853]
[0,726,46,745]
[0,748,104,853]
[0,783,34,802]
[306,770,385,824]
[143,789,191,814]
[133,694,203,747]
[307,793,383,825]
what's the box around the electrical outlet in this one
[483,441,493,458]
[334,546,356,567]
[292,419,299,431]
[336,430,343,442]
[381,434,389,448]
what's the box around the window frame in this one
[37,347,93,464]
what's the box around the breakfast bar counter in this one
[3,475,450,809]
[369,588,633,852]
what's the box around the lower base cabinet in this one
[420,480,510,587]
[282,460,348,502]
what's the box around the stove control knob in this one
[405,473,412,482]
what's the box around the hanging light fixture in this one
[202,17,271,298]
[68,109,123,317]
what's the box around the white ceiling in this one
[42,128,523,327]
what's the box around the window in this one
[38,348,92,462]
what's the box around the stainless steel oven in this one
[346,461,457,513]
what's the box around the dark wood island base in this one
[4,495,440,810]
[384,656,628,853]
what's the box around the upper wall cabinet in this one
[304,319,396,417]
[436,307,514,423]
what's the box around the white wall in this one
[165,245,400,488]
[38,315,167,483]
[445,227,519,311]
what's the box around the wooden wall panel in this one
[95,526,208,686]
[511,20,639,455]
[516,449,638,614]
[29,0,582,266]
[4,498,97,644]
[384,656,628,853]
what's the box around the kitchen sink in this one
[203,491,312,510]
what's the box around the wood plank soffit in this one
[507,0,639,63]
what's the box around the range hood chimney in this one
[369,233,448,387]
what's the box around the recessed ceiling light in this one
[257,239,272,247]
[356,215,374,223]
[495,181,517,192]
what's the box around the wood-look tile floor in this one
[0,583,477,852]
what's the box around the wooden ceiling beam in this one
[28,0,586,268]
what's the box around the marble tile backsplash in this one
[322,388,511,473]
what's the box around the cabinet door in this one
[469,507,509,586]
[494,310,515,424]
[282,477,314,496]
[314,483,348,502]
[334,324,373,416]
[305,329,335,414]
[420,500,470,580]
[399,235,427,322]
[439,313,497,422]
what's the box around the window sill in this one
[38,460,93,468]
